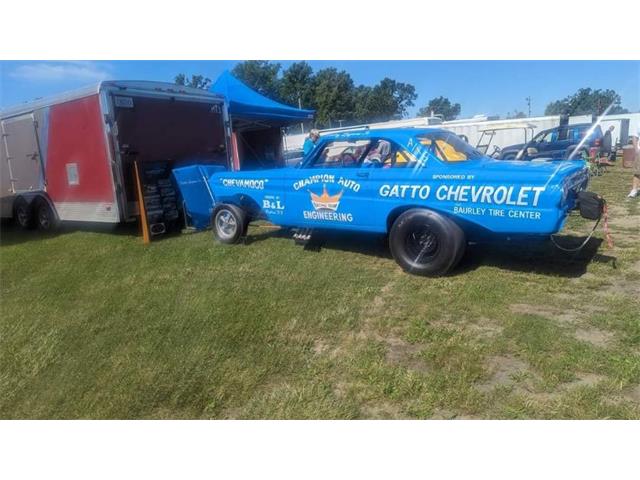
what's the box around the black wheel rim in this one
[405,225,439,264]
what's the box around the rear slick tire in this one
[389,209,465,276]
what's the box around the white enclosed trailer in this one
[285,113,640,154]
[0,81,230,230]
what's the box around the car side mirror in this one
[526,147,538,156]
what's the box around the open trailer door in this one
[101,81,230,239]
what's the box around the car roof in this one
[543,123,594,132]
[318,127,446,142]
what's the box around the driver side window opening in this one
[308,139,371,169]
[362,139,392,167]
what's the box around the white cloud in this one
[10,62,112,82]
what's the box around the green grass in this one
[1,163,639,419]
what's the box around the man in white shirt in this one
[628,124,640,198]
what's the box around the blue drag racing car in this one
[175,128,596,276]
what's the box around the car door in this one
[284,138,372,230]
[550,126,574,158]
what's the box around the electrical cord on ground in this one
[550,202,613,252]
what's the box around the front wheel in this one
[389,209,465,276]
[211,204,247,244]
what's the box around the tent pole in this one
[298,96,304,135]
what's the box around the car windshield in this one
[417,131,484,162]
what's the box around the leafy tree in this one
[355,78,417,123]
[280,61,316,109]
[174,73,212,90]
[353,85,374,123]
[417,96,461,120]
[232,60,282,100]
[312,68,356,128]
[544,88,628,116]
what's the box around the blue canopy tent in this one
[210,71,314,170]
[211,70,314,126]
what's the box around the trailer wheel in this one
[13,197,35,230]
[212,204,247,244]
[389,209,465,276]
[35,199,58,231]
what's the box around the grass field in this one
[1,163,639,419]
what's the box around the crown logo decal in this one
[309,184,343,211]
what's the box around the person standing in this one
[303,129,320,157]
[601,125,615,162]
[628,125,640,198]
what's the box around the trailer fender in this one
[15,192,59,221]
[14,192,60,228]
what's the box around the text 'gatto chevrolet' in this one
[175,128,601,276]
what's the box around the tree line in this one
[176,61,462,128]
[232,60,421,128]
[175,62,631,128]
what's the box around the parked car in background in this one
[499,123,603,160]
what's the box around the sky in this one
[1,60,638,119]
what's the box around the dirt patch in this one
[361,403,407,419]
[357,278,400,336]
[428,315,503,339]
[623,384,640,403]
[312,339,329,355]
[332,380,350,399]
[430,409,476,420]
[477,355,530,392]
[574,328,615,348]
[608,206,640,230]
[566,372,607,388]
[593,276,640,298]
[551,294,608,315]
[369,280,396,315]
[509,303,581,325]
[466,317,504,338]
[360,334,430,373]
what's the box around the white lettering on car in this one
[221,178,267,190]
[379,184,547,207]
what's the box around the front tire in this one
[389,209,465,276]
[211,204,247,244]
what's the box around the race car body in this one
[175,128,594,275]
